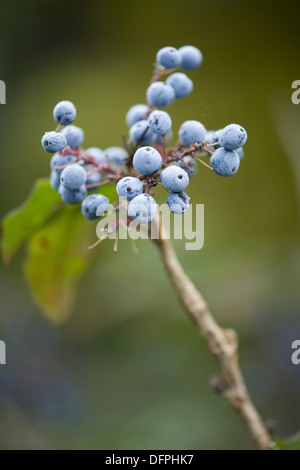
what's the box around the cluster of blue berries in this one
[40,45,247,245]
[146,46,201,109]
[41,100,125,219]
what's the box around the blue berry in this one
[179,45,203,70]
[129,120,154,145]
[205,130,222,147]
[133,146,162,175]
[41,131,67,153]
[50,171,60,190]
[219,124,247,150]
[235,147,244,159]
[104,146,128,166]
[205,130,215,144]
[53,100,76,126]
[179,120,206,146]
[204,130,222,152]
[81,194,109,220]
[210,147,240,176]
[166,72,193,99]
[156,47,181,69]
[116,177,143,201]
[86,170,102,189]
[211,129,222,149]
[148,110,172,135]
[86,147,107,163]
[50,153,74,175]
[126,104,149,127]
[128,193,157,223]
[175,156,197,178]
[60,163,86,190]
[167,191,190,214]
[160,165,189,192]
[59,184,87,205]
[146,82,175,109]
[61,125,84,148]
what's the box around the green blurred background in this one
[0,0,299,449]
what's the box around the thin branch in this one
[151,216,277,450]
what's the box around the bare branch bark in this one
[152,216,277,450]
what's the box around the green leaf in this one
[1,178,61,264]
[276,433,300,450]
[2,179,118,323]
[24,205,93,324]
[23,183,118,324]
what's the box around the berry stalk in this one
[151,215,277,451]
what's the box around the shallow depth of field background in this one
[0,0,299,449]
